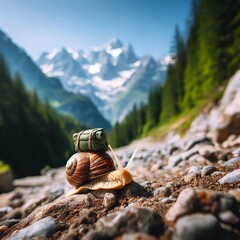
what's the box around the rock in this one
[0,171,14,193]
[173,213,220,240]
[222,157,240,167]
[185,137,212,151]
[120,181,151,198]
[0,207,13,218]
[0,219,19,227]
[198,145,219,162]
[201,165,218,177]
[228,189,240,203]
[161,196,176,204]
[5,194,95,231]
[103,193,118,210]
[0,226,8,237]
[153,186,171,197]
[211,171,223,176]
[182,146,199,161]
[2,208,22,220]
[165,188,199,224]
[218,211,239,226]
[188,166,202,175]
[222,135,240,148]
[85,205,164,239]
[166,187,239,225]
[168,155,182,167]
[120,232,158,240]
[218,169,240,184]
[8,216,58,240]
[232,148,240,157]
[184,173,198,183]
[166,144,180,155]
[210,70,240,143]
[195,188,238,214]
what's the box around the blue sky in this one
[0,0,191,61]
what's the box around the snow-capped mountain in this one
[38,38,167,123]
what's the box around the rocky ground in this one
[0,72,240,240]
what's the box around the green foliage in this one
[109,0,240,147]
[0,160,10,174]
[0,56,87,177]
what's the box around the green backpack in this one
[73,128,108,152]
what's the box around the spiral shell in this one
[66,151,115,188]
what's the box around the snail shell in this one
[66,151,115,188]
[65,145,137,197]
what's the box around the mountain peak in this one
[108,38,123,49]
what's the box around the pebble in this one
[232,148,240,157]
[173,213,220,240]
[8,216,58,240]
[168,155,182,167]
[161,196,176,204]
[222,157,240,167]
[185,137,212,150]
[0,206,13,218]
[0,219,19,227]
[103,192,118,210]
[165,188,199,224]
[218,169,240,184]
[188,166,202,175]
[153,186,171,197]
[181,147,199,160]
[211,171,223,176]
[184,173,198,183]
[218,211,239,225]
[198,145,223,162]
[201,165,218,177]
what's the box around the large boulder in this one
[209,70,240,143]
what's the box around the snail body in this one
[65,167,132,197]
[65,144,137,197]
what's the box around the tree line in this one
[0,56,87,177]
[109,0,240,147]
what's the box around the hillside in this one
[0,30,111,130]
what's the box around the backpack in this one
[73,128,108,152]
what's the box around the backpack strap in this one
[88,129,94,151]
[76,130,83,151]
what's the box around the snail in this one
[65,145,138,197]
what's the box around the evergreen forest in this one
[109,0,240,147]
[0,56,87,177]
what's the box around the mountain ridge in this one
[0,29,111,130]
[38,38,168,123]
